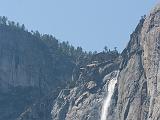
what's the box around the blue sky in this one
[0,0,158,52]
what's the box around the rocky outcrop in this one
[0,27,52,91]
[0,25,75,120]
[113,4,160,120]
[51,58,121,120]
[17,48,120,120]
[51,3,160,120]
[0,26,54,120]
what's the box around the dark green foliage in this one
[0,16,25,30]
[1,16,7,25]
[0,16,119,64]
[104,46,108,52]
[0,16,88,65]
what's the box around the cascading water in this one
[101,71,119,120]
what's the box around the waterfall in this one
[101,71,119,120]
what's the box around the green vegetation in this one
[0,16,119,63]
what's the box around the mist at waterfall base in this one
[101,72,119,120]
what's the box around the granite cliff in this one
[50,4,160,120]
[115,4,160,120]
[0,20,80,120]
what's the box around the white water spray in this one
[101,71,119,120]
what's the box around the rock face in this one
[15,52,120,120]
[114,4,160,120]
[0,25,75,120]
[0,26,53,91]
[0,26,53,120]
[51,60,120,120]
[51,4,160,120]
